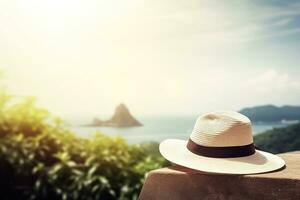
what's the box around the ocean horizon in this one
[66,116,289,144]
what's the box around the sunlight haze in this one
[1,0,300,117]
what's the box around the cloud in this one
[257,69,300,90]
[83,0,300,47]
[271,18,293,27]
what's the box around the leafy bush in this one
[0,93,168,200]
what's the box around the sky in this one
[0,0,300,118]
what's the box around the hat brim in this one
[159,139,285,175]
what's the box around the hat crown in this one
[190,111,253,147]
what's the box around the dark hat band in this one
[187,138,255,158]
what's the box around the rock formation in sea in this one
[89,103,142,127]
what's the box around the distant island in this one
[87,103,142,127]
[239,105,300,123]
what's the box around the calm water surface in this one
[68,116,288,144]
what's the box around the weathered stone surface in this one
[139,151,300,200]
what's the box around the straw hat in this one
[159,111,285,174]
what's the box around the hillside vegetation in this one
[254,123,300,153]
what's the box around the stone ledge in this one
[139,151,300,200]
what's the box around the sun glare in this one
[22,0,134,21]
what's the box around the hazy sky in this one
[1,0,300,117]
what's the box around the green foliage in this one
[254,123,300,154]
[0,93,168,200]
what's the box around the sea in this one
[67,116,290,144]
